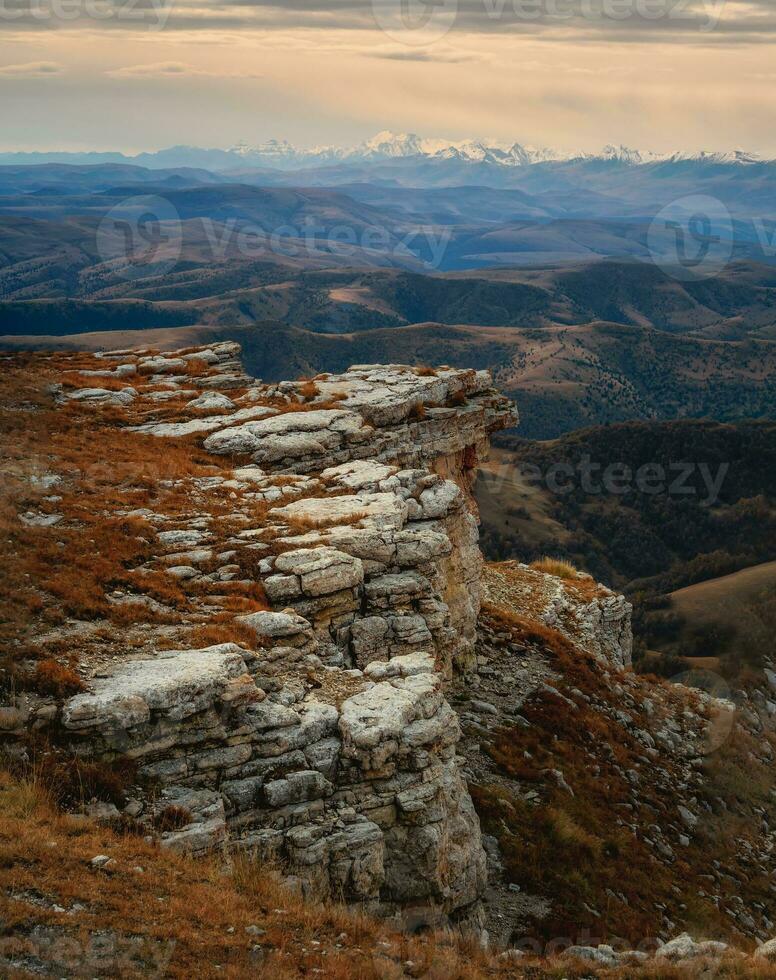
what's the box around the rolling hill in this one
[1,162,775,439]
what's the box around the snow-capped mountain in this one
[224,132,765,170]
[231,138,298,163]
[228,131,566,167]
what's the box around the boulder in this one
[656,934,729,961]
[754,939,776,961]
[237,611,316,651]
[274,547,364,597]
[188,392,235,411]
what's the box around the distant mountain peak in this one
[222,132,766,170]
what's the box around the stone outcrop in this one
[483,561,633,668]
[49,346,516,929]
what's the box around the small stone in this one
[498,950,524,962]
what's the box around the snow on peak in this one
[225,132,764,170]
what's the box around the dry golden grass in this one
[60,372,133,392]
[531,556,580,579]
[31,659,85,697]
[187,617,268,651]
[0,353,274,706]
[151,804,193,832]
[0,767,507,980]
[4,739,764,977]
[297,380,320,401]
[183,357,211,377]
[282,510,368,534]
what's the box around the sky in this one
[0,0,775,155]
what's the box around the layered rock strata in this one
[49,346,517,927]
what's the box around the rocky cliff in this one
[4,343,523,930]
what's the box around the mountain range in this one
[1,131,769,172]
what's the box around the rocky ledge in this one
[483,561,633,668]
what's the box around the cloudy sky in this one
[0,0,774,155]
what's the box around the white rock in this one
[656,934,728,961]
[274,547,364,597]
[363,652,435,681]
[139,357,186,374]
[62,645,251,731]
[419,480,461,519]
[67,387,136,406]
[678,804,698,828]
[270,492,407,533]
[754,938,776,961]
[158,529,206,549]
[321,460,397,490]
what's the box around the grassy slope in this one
[670,561,776,623]
[0,771,496,980]
[470,594,776,949]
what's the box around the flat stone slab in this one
[270,492,407,533]
[62,645,252,731]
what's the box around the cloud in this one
[0,61,64,77]
[107,61,193,77]
[106,61,262,78]
[369,46,482,62]
[143,0,773,45]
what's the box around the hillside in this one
[671,562,776,622]
[1,345,775,975]
[479,420,776,674]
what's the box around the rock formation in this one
[38,345,519,928]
